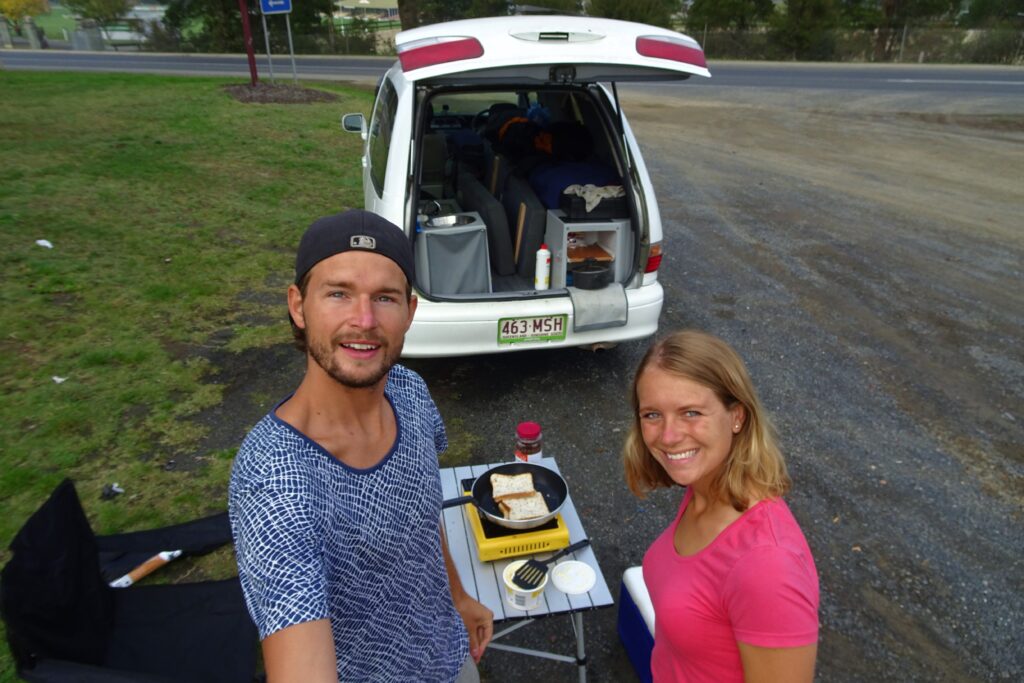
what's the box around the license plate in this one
[498,315,568,345]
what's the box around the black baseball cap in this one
[295,210,415,286]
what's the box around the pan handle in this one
[550,538,591,562]
[441,495,475,509]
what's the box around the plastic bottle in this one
[515,422,544,462]
[534,243,551,290]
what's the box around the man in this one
[229,210,492,683]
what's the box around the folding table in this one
[440,457,615,683]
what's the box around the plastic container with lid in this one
[514,421,543,462]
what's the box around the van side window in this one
[368,78,399,198]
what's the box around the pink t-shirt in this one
[642,489,819,683]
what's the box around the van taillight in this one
[645,243,663,273]
[398,37,484,72]
[636,36,706,69]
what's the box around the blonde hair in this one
[622,330,790,510]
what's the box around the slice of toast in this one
[490,472,535,501]
[502,491,550,520]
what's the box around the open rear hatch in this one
[395,15,709,85]
[399,16,709,304]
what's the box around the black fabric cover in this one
[1,480,113,668]
[1,479,258,683]
[104,580,257,683]
[19,659,181,683]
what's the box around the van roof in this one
[394,15,711,84]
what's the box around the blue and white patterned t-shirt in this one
[228,364,469,683]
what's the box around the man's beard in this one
[308,334,403,389]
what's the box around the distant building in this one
[337,0,399,21]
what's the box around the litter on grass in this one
[35,239,53,249]
[101,483,125,500]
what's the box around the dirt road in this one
[601,76,1024,680]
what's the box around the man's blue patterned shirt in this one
[229,364,468,682]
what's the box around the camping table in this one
[441,457,615,683]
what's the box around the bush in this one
[958,28,1021,64]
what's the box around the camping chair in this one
[1,479,259,683]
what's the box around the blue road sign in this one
[260,0,291,15]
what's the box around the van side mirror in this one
[341,113,367,140]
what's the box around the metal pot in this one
[425,213,476,228]
[572,259,611,289]
[442,462,568,530]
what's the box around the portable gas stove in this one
[461,478,571,562]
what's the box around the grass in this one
[0,70,373,680]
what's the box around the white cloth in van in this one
[563,184,625,212]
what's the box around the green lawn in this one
[0,71,372,680]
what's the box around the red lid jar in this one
[515,421,543,462]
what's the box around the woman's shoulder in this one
[726,498,817,581]
[717,497,813,564]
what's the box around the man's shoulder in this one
[233,411,310,479]
[387,364,429,397]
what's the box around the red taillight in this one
[636,36,706,69]
[398,37,484,72]
[645,243,663,273]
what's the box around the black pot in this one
[572,260,611,289]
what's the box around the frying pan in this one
[442,462,569,531]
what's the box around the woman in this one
[624,330,819,683]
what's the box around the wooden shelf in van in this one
[567,243,613,263]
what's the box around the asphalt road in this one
[3,48,1024,97]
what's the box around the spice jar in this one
[515,422,543,462]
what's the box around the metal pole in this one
[237,0,258,85]
[285,12,297,84]
[574,612,586,683]
[261,13,275,83]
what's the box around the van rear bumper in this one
[401,283,664,358]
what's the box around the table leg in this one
[573,611,586,683]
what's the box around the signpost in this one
[259,0,298,84]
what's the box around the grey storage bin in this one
[415,213,492,296]
[545,211,632,289]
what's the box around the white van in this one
[343,15,709,357]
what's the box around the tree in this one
[397,0,419,29]
[163,0,333,53]
[686,0,775,31]
[63,0,132,38]
[0,0,47,20]
[961,0,1024,26]
[397,0,587,29]
[588,0,678,28]
[396,0,470,28]
[770,0,840,59]
[836,0,882,29]
[468,0,510,18]
[868,0,958,59]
